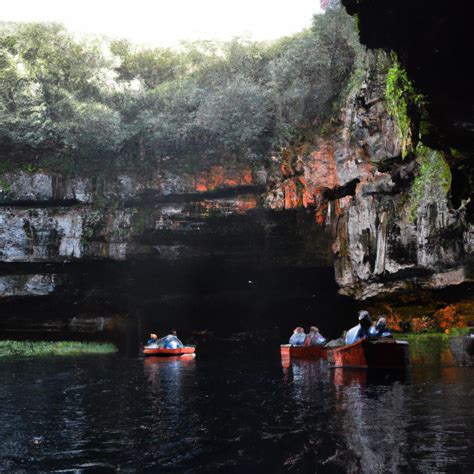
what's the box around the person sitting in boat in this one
[146,333,159,346]
[369,317,392,338]
[160,330,184,349]
[289,327,306,346]
[304,326,327,346]
[345,311,372,345]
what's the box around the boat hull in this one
[327,339,409,369]
[280,344,326,359]
[143,346,196,357]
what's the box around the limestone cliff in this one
[265,49,472,299]
[0,45,472,339]
[0,51,472,301]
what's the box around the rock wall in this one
[341,0,474,151]
[0,163,342,340]
[0,156,337,341]
[0,49,472,339]
[0,160,339,267]
[264,50,472,299]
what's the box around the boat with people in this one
[143,346,196,357]
[327,338,409,369]
[143,331,196,357]
[281,326,328,362]
[324,310,409,369]
[280,344,326,359]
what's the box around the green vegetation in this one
[0,158,14,175]
[395,333,449,358]
[396,333,450,343]
[385,55,423,158]
[0,340,117,357]
[81,208,105,244]
[396,329,469,345]
[132,210,147,236]
[353,14,360,34]
[407,143,452,220]
[449,147,465,160]
[0,8,363,173]
[0,176,11,196]
[384,58,454,221]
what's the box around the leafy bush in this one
[385,55,424,158]
[0,7,363,172]
[272,9,361,140]
[408,143,452,220]
[0,340,117,357]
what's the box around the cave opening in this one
[0,258,357,355]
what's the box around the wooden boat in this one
[280,344,326,359]
[327,338,409,369]
[143,346,196,357]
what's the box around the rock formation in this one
[1,6,472,337]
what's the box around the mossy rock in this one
[385,56,423,158]
[407,143,451,221]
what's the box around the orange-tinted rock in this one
[236,196,258,214]
[315,203,328,225]
[301,188,314,208]
[266,141,350,224]
[283,181,299,209]
[196,195,257,215]
[194,166,253,193]
[241,169,253,185]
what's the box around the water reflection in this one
[332,368,368,388]
[143,354,196,375]
[0,354,473,471]
[335,374,410,472]
[143,355,196,404]
[281,361,412,471]
[281,357,474,472]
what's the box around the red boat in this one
[280,344,327,359]
[327,338,409,369]
[143,346,196,357]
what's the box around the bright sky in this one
[1,0,322,46]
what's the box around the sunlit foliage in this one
[0,8,362,172]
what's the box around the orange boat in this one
[143,346,196,357]
[327,338,409,369]
[280,344,327,359]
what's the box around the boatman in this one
[345,311,372,345]
[369,316,392,338]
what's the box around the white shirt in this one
[345,324,361,345]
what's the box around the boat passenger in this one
[305,326,327,346]
[369,317,392,338]
[345,311,372,345]
[161,331,184,349]
[289,327,306,346]
[146,333,159,346]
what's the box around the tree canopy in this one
[0,8,363,173]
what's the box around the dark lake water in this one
[1,350,474,472]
